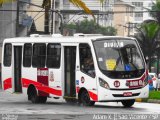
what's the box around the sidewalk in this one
[136,98,160,104]
[147,99,160,104]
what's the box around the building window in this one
[130,8,134,17]
[135,12,143,17]
[23,43,32,67]
[3,43,12,67]
[46,43,61,68]
[132,2,143,7]
[32,43,46,68]
[126,7,129,16]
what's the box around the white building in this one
[122,0,155,23]
[64,0,114,27]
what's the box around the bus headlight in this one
[99,78,110,89]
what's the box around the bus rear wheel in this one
[121,99,135,107]
[30,88,39,103]
[39,96,47,103]
[79,90,95,106]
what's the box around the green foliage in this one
[149,91,160,99]
[150,0,160,23]
[64,19,117,36]
[64,23,77,30]
[141,22,160,40]
[135,21,160,71]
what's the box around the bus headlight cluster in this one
[99,78,110,89]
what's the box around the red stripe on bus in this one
[22,78,62,96]
[3,78,12,90]
[76,87,80,93]
[88,91,98,101]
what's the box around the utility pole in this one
[16,0,20,37]
[44,0,51,34]
[127,22,131,37]
[51,0,55,34]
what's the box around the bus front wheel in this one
[79,90,95,106]
[121,99,135,107]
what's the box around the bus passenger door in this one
[13,46,22,93]
[64,46,76,98]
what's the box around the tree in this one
[135,21,160,71]
[150,0,160,24]
[64,19,117,36]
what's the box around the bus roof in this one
[3,35,135,44]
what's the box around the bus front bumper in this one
[98,85,149,102]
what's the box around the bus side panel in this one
[76,71,98,101]
[76,44,98,101]
[1,44,13,93]
[21,67,37,96]
[22,67,63,98]
[2,66,13,93]
[48,69,62,98]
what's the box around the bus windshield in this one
[93,39,145,79]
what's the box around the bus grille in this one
[112,93,140,97]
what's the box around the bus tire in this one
[79,90,95,106]
[30,87,39,104]
[121,99,135,107]
[39,96,47,103]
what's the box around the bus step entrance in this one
[63,96,77,103]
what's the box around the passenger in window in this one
[84,55,95,77]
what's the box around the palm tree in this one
[135,21,160,71]
[149,0,160,73]
[150,0,160,24]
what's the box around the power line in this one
[0,9,159,14]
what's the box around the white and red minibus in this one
[1,34,149,107]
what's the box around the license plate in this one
[127,80,143,88]
[123,92,132,97]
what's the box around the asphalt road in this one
[0,89,160,120]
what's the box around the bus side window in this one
[32,43,46,68]
[46,43,61,68]
[79,44,95,78]
[3,43,12,67]
[23,43,32,67]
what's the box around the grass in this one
[148,91,160,99]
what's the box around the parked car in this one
[149,73,159,90]
[148,75,154,90]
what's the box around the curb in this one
[135,98,142,102]
[147,99,160,104]
[136,98,160,103]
